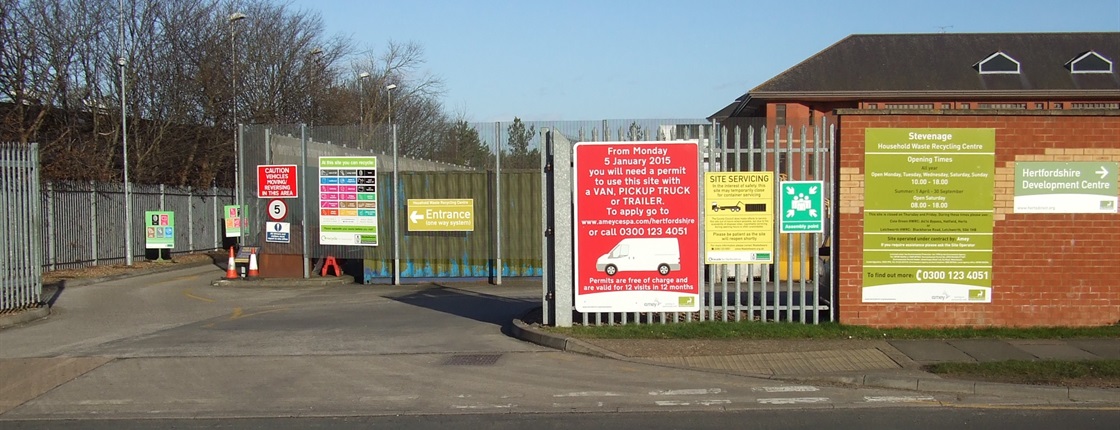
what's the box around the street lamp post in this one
[387,83,399,285]
[119,0,131,265]
[229,12,246,248]
[358,72,370,127]
[308,47,322,127]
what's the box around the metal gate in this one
[542,121,837,326]
[1,143,43,311]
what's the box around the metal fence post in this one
[212,185,219,249]
[90,181,97,265]
[301,124,311,278]
[187,186,194,252]
[495,121,502,285]
[46,181,55,271]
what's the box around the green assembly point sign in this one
[779,180,824,233]
[144,211,175,249]
[1014,161,1118,213]
[863,128,995,303]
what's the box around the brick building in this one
[713,33,1120,327]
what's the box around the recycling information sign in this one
[1014,162,1117,213]
[144,211,175,249]
[779,180,824,233]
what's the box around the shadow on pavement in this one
[387,283,538,335]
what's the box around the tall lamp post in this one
[119,0,131,265]
[386,83,399,285]
[229,11,246,247]
[358,72,370,127]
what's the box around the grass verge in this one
[549,321,1120,340]
[925,360,1120,389]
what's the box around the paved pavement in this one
[3,262,1119,408]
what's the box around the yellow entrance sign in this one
[703,172,774,264]
[406,199,475,232]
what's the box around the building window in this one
[961,103,970,109]
[1053,103,1063,110]
[978,103,1027,109]
[974,51,1021,74]
[775,104,787,126]
[942,103,952,109]
[1066,51,1113,74]
[1070,102,1120,109]
[1035,103,1045,109]
[866,103,878,109]
[885,103,934,109]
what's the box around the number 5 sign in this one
[268,199,288,221]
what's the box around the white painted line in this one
[359,395,419,402]
[864,396,936,403]
[554,391,622,397]
[655,399,732,406]
[752,386,820,393]
[648,388,723,396]
[450,404,516,410]
[757,397,830,405]
[552,402,606,408]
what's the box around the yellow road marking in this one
[229,307,288,320]
[183,289,215,303]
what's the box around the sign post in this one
[144,210,175,261]
[223,204,242,238]
[573,141,700,313]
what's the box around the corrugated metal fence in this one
[1,143,42,311]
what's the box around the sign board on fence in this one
[703,172,774,263]
[257,164,299,198]
[318,156,379,246]
[779,180,825,233]
[407,199,474,231]
[266,221,291,243]
[144,210,175,249]
[267,199,288,221]
[573,141,700,313]
[862,128,995,303]
[223,205,242,237]
[1014,161,1118,213]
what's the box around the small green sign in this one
[223,205,242,238]
[144,211,175,249]
[1014,161,1118,213]
[779,180,824,233]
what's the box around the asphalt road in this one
[1,265,1115,425]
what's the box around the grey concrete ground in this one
[0,264,1117,421]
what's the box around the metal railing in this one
[1,142,42,311]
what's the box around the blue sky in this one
[288,0,1120,122]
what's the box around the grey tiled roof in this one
[714,32,1120,119]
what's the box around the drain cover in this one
[442,354,502,366]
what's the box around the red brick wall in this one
[837,112,1120,327]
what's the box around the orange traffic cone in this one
[225,246,237,279]
[248,249,259,278]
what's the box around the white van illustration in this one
[596,237,681,276]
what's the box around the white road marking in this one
[864,396,936,403]
[752,386,820,393]
[552,402,606,408]
[451,404,516,410]
[359,395,419,402]
[757,397,831,405]
[648,388,723,396]
[554,391,622,397]
[655,399,732,406]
